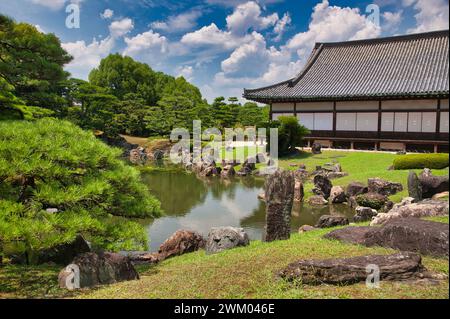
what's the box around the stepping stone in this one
[279,252,427,285]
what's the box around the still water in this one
[142,170,354,252]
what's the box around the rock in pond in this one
[58,252,139,290]
[371,199,449,226]
[294,180,305,202]
[279,252,427,285]
[308,195,328,206]
[368,178,403,196]
[353,206,378,223]
[329,186,347,204]
[325,218,449,257]
[221,165,236,178]
[312,175,333,199]
[205,227,250,255]
[315,215,349,228]
[263,170,295,242]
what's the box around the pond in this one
[141,170,354,252]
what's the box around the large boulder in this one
[329,186,347,204]
[419,169,449,199]
[368,178,403,196]
[158,230,205,260]
[37,235,91,265]
[408,171,423,201]
[294,180,305,202]
[371,199,449,226]
[312,175,333,200]
[294,169,309,182]
[346,182,368,198]
[129,147,148,165]
[356,192,388,210]
[315,215,349,228]
[263,170,295,242]
[58,252,139,290]
[325,218,449,257]
[205,227,250,254]
[353,206,378,223]
[279,252,427,285]
[365,218,449,257]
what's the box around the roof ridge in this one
[314,29,449,49]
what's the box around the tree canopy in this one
[0,119,161,257]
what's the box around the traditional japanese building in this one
[243,30,449,153]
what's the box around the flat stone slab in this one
[279,252,426,285]
[324,218,449,257]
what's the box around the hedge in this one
[393,153,449,170]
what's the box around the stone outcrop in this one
[325,218,449,257]
[205,227,250,254]
[298,225,317,233]
[263,170,295,242]
[353,206,378,223]
[315,215,349,228]
[368,178,403,196]
[419,169,449,199]
[58,252,139,290]
[408,171,423,201]
[329,186,347,204]
[312,175,333,199]
[294,180,305,202]
[371,199,449,226]
[346,182,368,197]
[279,252,427,285]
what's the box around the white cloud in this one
[109,18,134,38]
[226,1,279,35]
[34,24,45,33]
[382,11,403,32]
[406,0,449,33]
[100,9,114,19]
[123,30,169,66]
[29,0,83,10]
[176,65,194,81]
[273,12,291,42]
[284,0,381,60]
[62,37,115,79]
[150,10,202,33]
[205,0,283,7]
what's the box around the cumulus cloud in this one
[62,37,115,79]
[176,65,194,81]
[273,12,291,42]
[405,0,449,33]
[109,18,134,38]
[150,10,202,33]
[100,9,114,20]
[205,0,284,7]
[226,1,279,35]
[284,0,381,60]
[382,11,403,32]
[122,30,169,67]
[29,0,83,10]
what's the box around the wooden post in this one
[434,144,439,153]
[350,142,354,150]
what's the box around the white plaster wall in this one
[382,99,438,110]
[296,102,334,111]
[440,112,449,133]
[336,101,378,111]
[441,99,449,110]
[356,113,378,131]
[272,103,295,112]
[337,113,356,131]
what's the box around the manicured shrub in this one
[0,119,161,257]
[393,153,449,170]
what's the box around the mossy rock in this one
[356,193,387,210]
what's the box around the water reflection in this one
[142,170,353,252]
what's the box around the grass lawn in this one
[1,219,448,299]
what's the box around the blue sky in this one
[0,0,448,102]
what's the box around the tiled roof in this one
[243,30,449,103]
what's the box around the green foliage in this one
[236,102,269,127]
[393,153,449,170]
[267,116,310,156]
[0,14,71,114]
[0,119,161,255]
